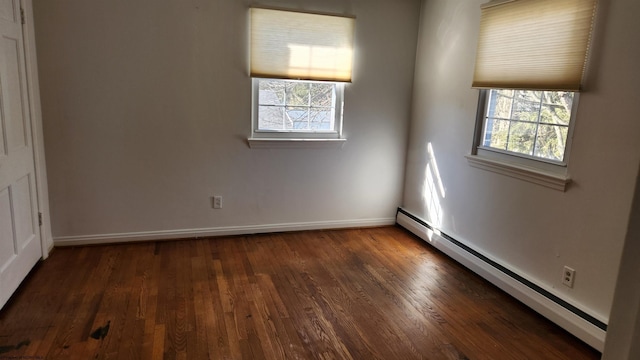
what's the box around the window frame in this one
[467,89,579,191]
[248,78,347,148]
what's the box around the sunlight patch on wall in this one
[421,143,446,228]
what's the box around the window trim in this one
[465,154,571,191]
[247,137,347,149]
[249,78,347,146]
[468,89,578,191]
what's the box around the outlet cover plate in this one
[562,266,575,288]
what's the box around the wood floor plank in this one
[340,229,480,358]
[0,226,601,359]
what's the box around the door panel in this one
[13,174,35,249]
[0,0,41,310]
[0,187,14,267]
[0,90,5,156]
[0,0,16,23]
[4,36,27,150]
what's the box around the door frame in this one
[20,0,52,258]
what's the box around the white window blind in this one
[472,0,597,91]
[250,8,355,83]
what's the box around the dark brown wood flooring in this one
[0,226,600,359]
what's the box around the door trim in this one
[21,0,52,258]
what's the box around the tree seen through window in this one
[483,90,574,162]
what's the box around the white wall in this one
[33,0,420,241]
[603,170,640,359]
[404,0,640,330]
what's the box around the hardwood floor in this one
[0,226,600,359]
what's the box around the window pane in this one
[534,125,569,161]
[287,106,309,130]
[497,89,514,97]
[483,119,510,150]
[286,82,310,106]
[515,90,541,102]
[511,91,541,122]
[487,90,513,119]
[258,79,285,105]
[540,92,573,126]
[494,94,513,119]
[542,91,573,108]
[507,122,536,155]
[309,83,334,107]
[540,104,571,126]
[258,106,285,130]
[309,109,333,130]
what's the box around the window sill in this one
[247,137,347,149]
[465,154,571,191]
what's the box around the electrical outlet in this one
[562,266,575,288]
[213,196,222,209]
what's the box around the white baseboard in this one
[53,217,396,246]
[396,210,606,351]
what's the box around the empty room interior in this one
[1,0,639,358]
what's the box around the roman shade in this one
[250,8,355,83]
[472,0,597,91]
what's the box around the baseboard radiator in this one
[395,207,606,351]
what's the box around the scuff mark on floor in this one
[90,320,111,340]
[0,339,30,354]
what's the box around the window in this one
[248,8,355,148]
[479,89,575,163]
[467,0,597,190]
[254,78,343,136]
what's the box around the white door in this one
[0,0,41,310]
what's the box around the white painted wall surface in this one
[403,0,640,326]
[33,0,420,240]
[603,170,640,359]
